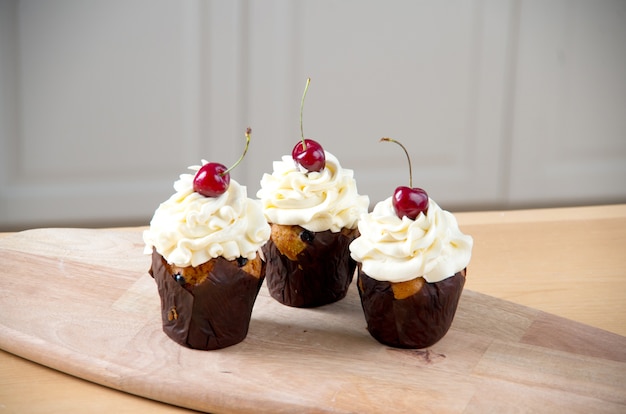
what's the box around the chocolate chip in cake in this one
[174,273,186,286]
[236,257,248,267]
[299,229,315,243]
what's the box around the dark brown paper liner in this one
[262,228,359,308]
[357,268,466,349]
[149,250,265,350]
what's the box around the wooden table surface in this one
[1,204,625,413]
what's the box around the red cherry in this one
[192,128,251,197]
[381,137,429,220]
[193,162,230,197]
[293,78,326,172]
[292,139,326,172]
[392,186,429,220]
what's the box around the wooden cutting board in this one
[0,228,625,413]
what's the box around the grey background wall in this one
[1,0,625,231]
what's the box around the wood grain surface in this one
[459,204,626,336]
[0,221,625,413]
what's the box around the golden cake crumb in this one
[167,306,178,321]
[164,252,264,286]
[390,268,467,300]
[270,224,309,261]
[391,277,425,300]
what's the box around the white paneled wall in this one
[509,0,626,207]
[1,0,204,228]
[1,0,625,230]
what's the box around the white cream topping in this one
[143,162,271,267]
[349,197,472,283]
[256,151,369,232]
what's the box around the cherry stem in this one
[300,78,311,149]
[221,127,251,176]
[380,137,412,188]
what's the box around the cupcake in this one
[349,138,473,348]
[257,151,369,308]
[143,129,271,350]
[256,78,369,308]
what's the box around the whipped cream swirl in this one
[143,162,271,267]
[349,197,472,283]
[257,151,369,232]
